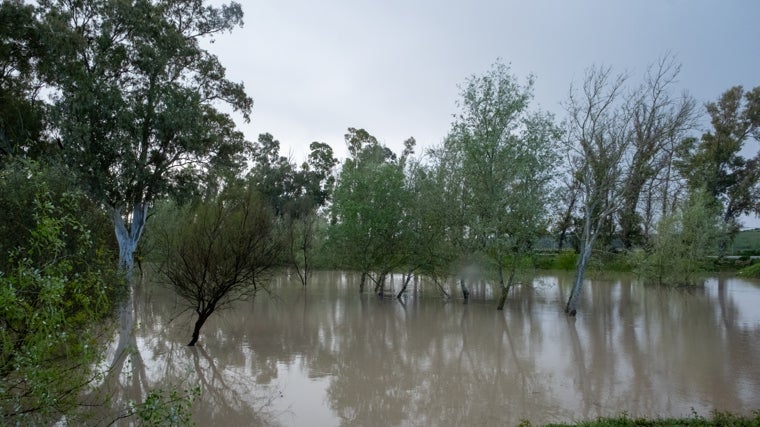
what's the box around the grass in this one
[518,411,760,427]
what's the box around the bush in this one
[635,190,720,286]
[738,261,760,278]
[0,184,122,425]
[0,160,116,272]
[554,251,578,270]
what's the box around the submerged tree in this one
[443,61,560,310]
[40,0,253,276]
[635,189,721,286]
[394,156,458,299]
[330,128,408,294]
[563,66,633,316]
[162,185,281,346]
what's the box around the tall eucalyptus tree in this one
[247,133,337,286]
[0,1,46,159]
[39,0,252,276]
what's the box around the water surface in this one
[97,272,760,426]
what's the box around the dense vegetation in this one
[1,0,759,423]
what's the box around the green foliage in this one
[0,0,48,159]
[0,160,115,272]
[737,260,760,278]
[442,60,561,300]
[134,387,200,427]
[676,85,760,253]
[729,229,760,256]
[139,198,182,264]
[397,159,460,281]
[635,190,721,286]
[594,253,636,273]
[31,0,254,272]
[554,251,579,271]
[0,165,122,424]
[329,128,408,283]
[247,133,338,285]
[42,0,253,208]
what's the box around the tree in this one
[563,66,633,316]
[443,61,560,310]
[425,142,478,301]
[39,0,253,276]
[285,141,338,286]
[394,157,458,299]
[247,134,338,286]
[248,133,298,217]
[0,1,47,159]
[618,56,697,248]
[161,184,281,346]
[677,85,760,255]
[330,128,407,294]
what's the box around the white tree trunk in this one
[112,203,148,279]
[110,203,147,370]
[566,240,593,316]
[566,203,600,316]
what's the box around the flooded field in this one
[95,271,760,426]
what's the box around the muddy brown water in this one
[95,271,760,426]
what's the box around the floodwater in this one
[94,271,760,426]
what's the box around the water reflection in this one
[99,271,760,426]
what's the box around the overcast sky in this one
[206,0,759,163]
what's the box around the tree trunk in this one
[565,241,593,316]
[112,203,148,280]
[497,265,517,310]
[496,262,507,310]
[359,272,366,293]
[459,278,469,303]
[375,272,387,297]
[290,214,314,287]
[433,277,450,298]
[188,312,210,346]
[396,271,414,299]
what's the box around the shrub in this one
[635,190,720,286]
[0,187,122,425]
[738,261,760,278]
[554,251,578,270]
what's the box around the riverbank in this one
[525,411,760,426]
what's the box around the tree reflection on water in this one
[88,278,280,426]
